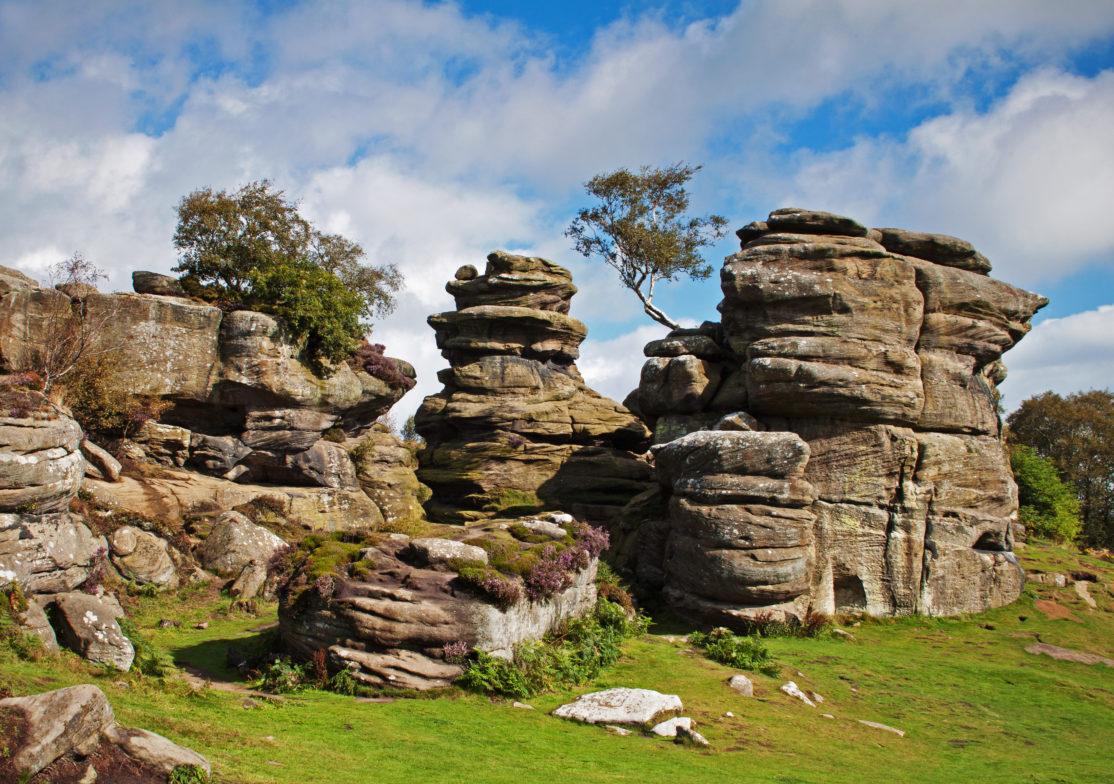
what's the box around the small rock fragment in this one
[727,674,753,697]
[604,725,632,736]
[858,720,905,737]
[512,701,534,710]
[831,628,856,641]
[651,717,693,737]
[780,681,816,707]
[676,725,710,746]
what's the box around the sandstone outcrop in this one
[629,209,1045,621]
[279,514,603,690]
[0,684,210,782]
[415,252,652,522]
[0,512,106,594]
[0,406,85,514]
[49,591,135,671]
[0,268,419,494]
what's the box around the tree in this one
[565,163,727,330]
[16,253,117,393]
[173,180,402,368]
[1007,390,1114,547]
[1009,444,1080,542]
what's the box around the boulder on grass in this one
[552,688,683,725]
[50,592,135,671]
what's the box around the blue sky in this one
[1,0,1112,418]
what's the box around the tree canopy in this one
[1009,444,1081,542]
[1007,390,1114,547]
[173,180,402,370]
[565,163,727,330]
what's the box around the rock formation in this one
[628,209,1046,622]
[278,514,602,689]
[0,684,210,782]
[0,267,428,529]
[415,252,652,522]
[0,403,84,514]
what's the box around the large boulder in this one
[627,209,1045,623]
[280,517,602,690]
[193,510,286,577]
[108,525,179,589]
[415,252,652,521]
[0,684,210,782]
[49,592,135,671]
[0,512,106,594]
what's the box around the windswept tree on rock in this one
[566,163,727,330]
[173,180,402,370]
[17,253,117,393]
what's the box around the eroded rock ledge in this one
[626,208,1045,622]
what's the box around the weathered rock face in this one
[279,517,601,690]
[0,684,210,782]
[631,209,1045,621]
[0,408,85,513]
[194,511,286,578]
[0,268,417,492]
[0,512,106,594]
[50,591,135,671]
[415,252,652,521]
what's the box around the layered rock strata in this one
[415,252,652,522]
[632,209,1046,620]
[0,270,417,492]
[279,518,599,690]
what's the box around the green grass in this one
[2,540,1113,783]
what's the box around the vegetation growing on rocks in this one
[173,180,402,370]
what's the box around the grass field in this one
[3,540,1113,784]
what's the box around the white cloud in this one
[776,68,1114,287]
[999,305,1114,411]
[578,323,671,405]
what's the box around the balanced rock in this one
[415,252,652,521]
[626,209,1045,623]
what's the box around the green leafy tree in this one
[173,180,402,369]
[1009,444,1081,542]
[1007,390,1114,547]
[566,163,727,330]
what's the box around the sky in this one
[2,0,1112,421]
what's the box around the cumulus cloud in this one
[999,305,1114,411]
[578,323,671,405]
[1,0,1113,414]
[776,68,1114,287]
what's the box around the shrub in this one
[169,766,211,784]
[252,657,310,693]
[689,627,779,676]
[456,598,648,699]
[173,180,402,372]
[347,342,415,390]
[58,353,170,438]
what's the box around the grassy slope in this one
[2,540,1112,784]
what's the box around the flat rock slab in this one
[858,720,905,737]
[780,681,817,707]
[1075,581,1098,609]
[552,688,683,725]
[1025,642,1114,667]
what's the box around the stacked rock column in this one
[415,252,652,523]
[637,208,1047,620]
